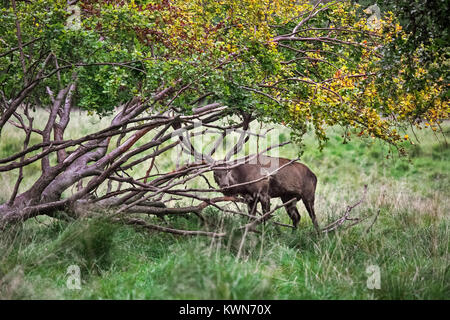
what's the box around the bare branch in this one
[322,185,368,233]
[11,0,27,79]
[117,217,226,238]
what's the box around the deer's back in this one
[216,155,316,199]
[260,156,317,198]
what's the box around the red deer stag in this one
[213,155,319,232]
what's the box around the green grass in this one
[0,115,448,299]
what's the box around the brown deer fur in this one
[214,155,319,231]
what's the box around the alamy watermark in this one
[169,120,286,175]
[66,4,81,30]
[364,4,381,30]
[366,264,381,290]
[66,264,81,290]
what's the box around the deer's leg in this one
[281,195,301,228]
[259,193,271,220]
[302,197,319,234]
[246,194,259,216]
[290,206,301,229]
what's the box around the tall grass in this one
[0,111,448,299]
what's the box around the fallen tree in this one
[0,0,447,234]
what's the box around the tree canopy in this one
[2,0,447,150]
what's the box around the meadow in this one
[0,111,448,299]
